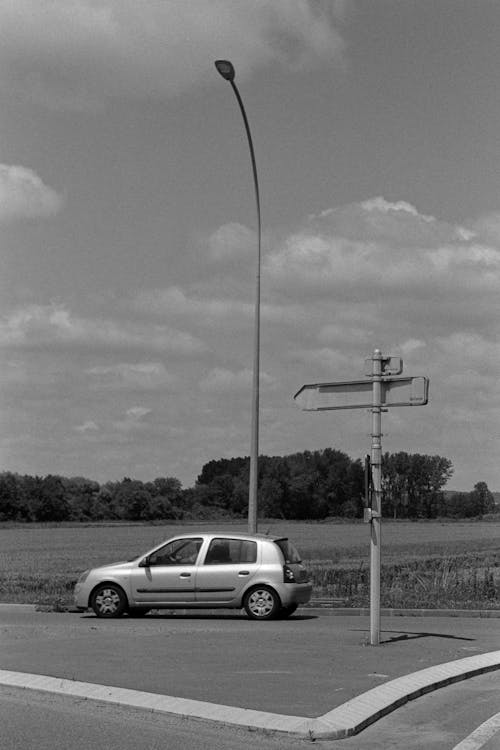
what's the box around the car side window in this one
[204,538,257,565]
[149,538,202,566]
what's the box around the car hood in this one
[93,560,135,573]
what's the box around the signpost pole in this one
[370,348,383,646]
[293,351,429,647]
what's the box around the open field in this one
[1,519,499,610]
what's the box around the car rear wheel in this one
[91,584,127,618]
[244,586,280,620]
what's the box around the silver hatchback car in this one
[74,532,312,620]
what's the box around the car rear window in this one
[274,539,302,564]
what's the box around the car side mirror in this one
[139,556,150,568]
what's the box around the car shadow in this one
[78,611,317,621]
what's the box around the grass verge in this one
[1,552,499,612]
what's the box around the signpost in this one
[294,349,429,646]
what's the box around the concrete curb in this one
[301,650,500,740]
[1,651,500,740]
[306,606,500,618]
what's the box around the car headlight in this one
[76,569,91,584]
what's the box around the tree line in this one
[0,448,495,523]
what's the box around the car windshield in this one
[274,539,301,564]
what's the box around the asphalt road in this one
[1,672,499,750]
[0,686,303,750]
[2,606,499,717]
[1,605,499,748]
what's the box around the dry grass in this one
[1,519,499,609]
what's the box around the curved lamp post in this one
[215,59,261,534]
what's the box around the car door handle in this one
[179,572,191,578]
[238,571,250,576]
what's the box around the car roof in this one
[168,531,286,543]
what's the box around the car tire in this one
[244,586,281,620]
[90,584,128,618]
[127,607,150,617]
[278,603,298,618]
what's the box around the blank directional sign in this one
[294,376,429,411]
[384,376,429,406]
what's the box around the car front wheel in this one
[244,586,280,620]
[91,584,127,618]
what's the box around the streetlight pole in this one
[214,59,261,534]
[370,348,383,646]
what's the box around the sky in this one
[0,0,499,492]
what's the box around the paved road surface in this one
[1,606,499,717]
[1,605,499,747]
[1,672,499,750]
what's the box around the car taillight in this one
[283,565,296,583]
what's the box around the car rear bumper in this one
[281,582,313,606]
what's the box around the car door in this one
[194,537,260,603]
[130,537,203,604]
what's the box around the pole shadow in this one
[351,628,477,644]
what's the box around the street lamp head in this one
[215,59,235,82]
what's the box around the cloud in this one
[125,406,152,420]
[75,420,99,433]
[199,367,274,393]
[266,197,500,302]
[0,164,62,223]
[436,332,500,376]
[207,223,256,262]
[0,0,346,110]
[133,283,307,335]
[113,406,153,432]
[86,362,176,390]
[0,303,206,355]
[133,286,253,324]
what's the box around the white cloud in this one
[470,212,500,243]
[125,406,152,420]
[199,367,274,393]
[266,197,500,301]
[0,303,206,354]
[0,164,62,223]
[86,362,176,390]
[133,286,253,323]
[133,284,301,330]
[360,196,433,221]
[208,222,256,262]
[399,339,426,356]
[290,347,354,373]
[317,323,373,346]
[436,332,500,374]
[75,420,99,433]
[113,406,153,432]
[0,0,346,110]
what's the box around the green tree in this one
[31,475,70,522]
[111,479,152,520]
[63,477,100,520]
[382,452,453,519]
[471,481,495,516]
[0,472,28,521]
